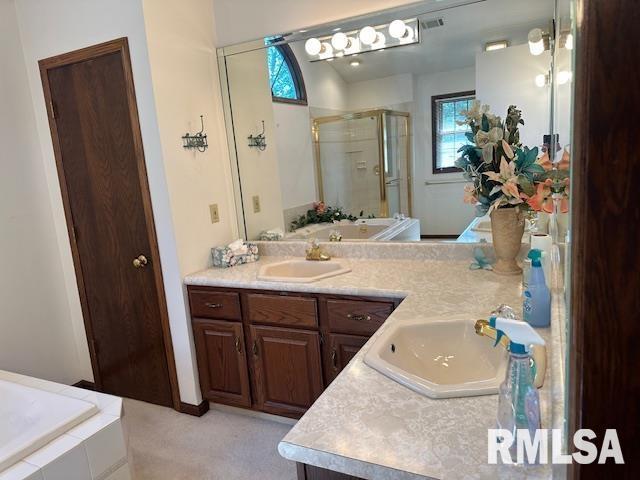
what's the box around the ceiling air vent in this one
[421,18,444,29]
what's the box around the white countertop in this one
[185,254,565,480]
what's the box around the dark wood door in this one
[324,334,369,385]
[248,325,323,418]
[39,39,176,407]
[192,319,251,407]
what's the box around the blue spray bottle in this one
[491,316,546,461]
[523,249,551,327]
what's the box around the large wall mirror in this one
[219,0,570,244]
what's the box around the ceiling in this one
[291,0,554,83]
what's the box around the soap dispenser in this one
[491,316,546,460]
[523,249,551,327]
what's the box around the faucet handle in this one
[490,304,519,321]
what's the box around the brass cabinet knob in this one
[133,255,148,268]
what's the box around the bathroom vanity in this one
[185,243,566,479]
[188,284,400,418]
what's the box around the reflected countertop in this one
[185,255,565,479]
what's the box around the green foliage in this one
[290,205,359,231]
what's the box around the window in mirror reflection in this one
[432,91,475,174]
[267,45,307,105]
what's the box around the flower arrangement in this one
[455,101,545,216]
[526,147,571,214]
[289,202,358,231]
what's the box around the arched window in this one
[267,44,307,105]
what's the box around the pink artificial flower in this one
[463,184,477,204]
[526,179,554,213]
[313,201,326,214]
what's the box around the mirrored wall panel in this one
[219,0,570,243]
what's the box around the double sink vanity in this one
[185,242,565,479]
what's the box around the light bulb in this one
[565,33,574,50]
[350,60,361,67]
[331,32,349,51]
[557,70,572,85]
[359,26,377,46]
[305,38,322,56]
[389,19,407,39]
[528,28,545,56]
[343,37,359,54]
[535,74,547,87]
[372,32,386,49]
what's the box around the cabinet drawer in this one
[246,293,318,328]
[326,299,394,335]
[188,288,242,320]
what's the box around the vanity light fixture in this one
[528,28,546,55]
[304,18,418,62]
[564,32,574,50]
[484,40,508,52]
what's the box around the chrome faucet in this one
[305,239,331,261]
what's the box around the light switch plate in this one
[252,195,261,213]
[209,204,220,223]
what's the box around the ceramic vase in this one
[490,207,525,275]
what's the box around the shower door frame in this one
[312,109,412,218]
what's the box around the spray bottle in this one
[490,316,546,460]
[523,249,551,327]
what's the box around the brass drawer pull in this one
[331,349,338,371]
[347,313,371,322]
[205,302,223,309]
[235,336,242,353]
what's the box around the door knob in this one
[132,255,148,268]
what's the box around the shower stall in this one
[312,109,412,218]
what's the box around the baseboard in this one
[178,400,210,417]
[72,380,96,391]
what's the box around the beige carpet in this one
[123,399,297,480]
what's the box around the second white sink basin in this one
[257,259,351,283]
[364,316,508,399]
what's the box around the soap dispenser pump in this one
[490,316,546,460]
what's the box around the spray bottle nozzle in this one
[489,316,546,353]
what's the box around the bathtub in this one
[0,379,98,471]
[287,217,421,242]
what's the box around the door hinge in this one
[319,332,324,345]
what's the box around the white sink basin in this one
[257,259,351,283]
[364,316,508,399]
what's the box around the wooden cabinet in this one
[188,286,401,418]
[192,319,251,407]
[249,325,324,417]
[325,298,394,336]
[324,333,369,384]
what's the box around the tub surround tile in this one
[0,462,42,480]
[82,420,126,480]
[185,248,566,479]
[0,372,129,480]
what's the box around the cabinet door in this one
[192,319,251,407]
[325,334,369,385]
[249,325,323,418]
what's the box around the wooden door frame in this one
[569,0,639,476]
[39,37,181,411]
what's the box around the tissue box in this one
[211,242,259,268]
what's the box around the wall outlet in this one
[209,203,220,223]
[252,195,261,213]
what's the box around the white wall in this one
[226,48,286,239]
[13,0,203,403]
[413,67,476,236]
[212,0,420,46]
[476,44,551,151]
[142,0,238,404]
[0,0,86,384]
[347,73,414,111]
